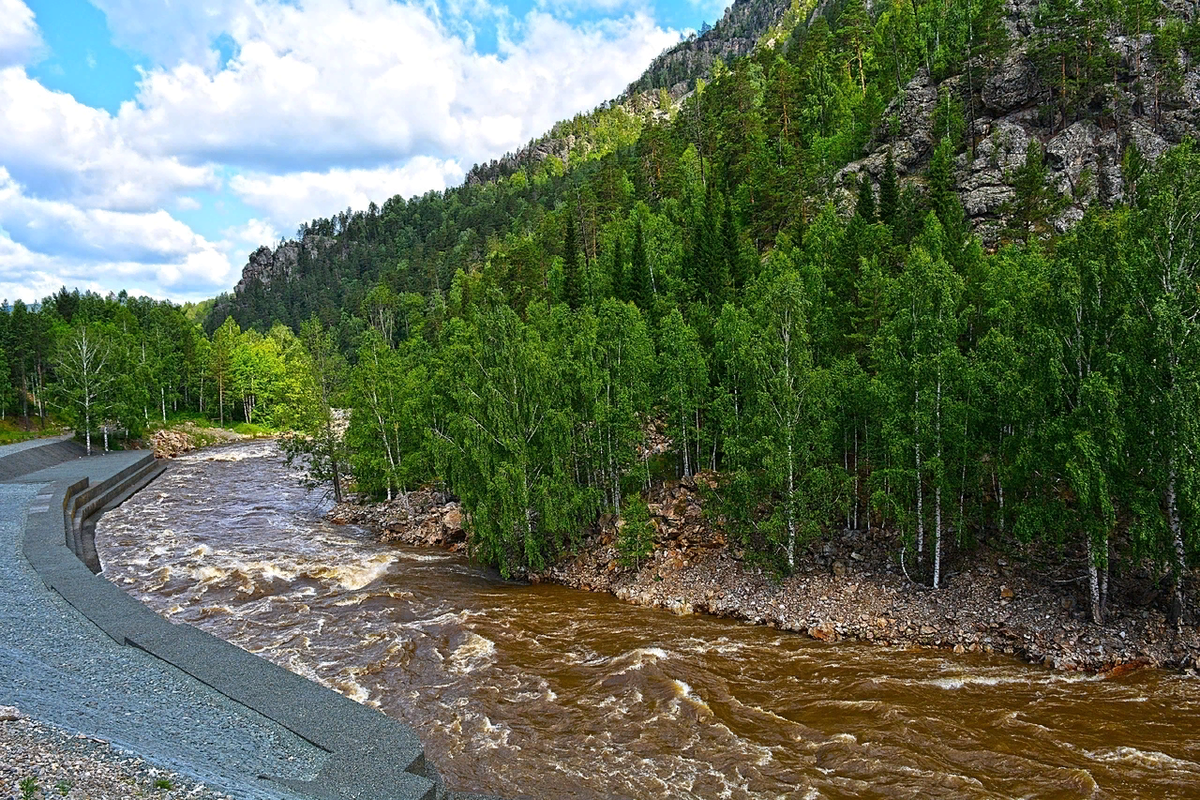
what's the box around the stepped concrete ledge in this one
[0,437,454,800]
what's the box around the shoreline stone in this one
[331,481,1200,675]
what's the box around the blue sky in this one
[0,0,728,304]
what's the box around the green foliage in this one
[282,317,350,503]
[432,302,600,577]
[13,2,1200,608]
[1005,140,1061,242]
[1028,0,1118,128]
[617,494,656,569]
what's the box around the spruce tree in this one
[721,196,746,293]
[700,191,727,307]
[855,173,876,222]
[927,137,967,244]
[564,210,582,310]
[611,234,627,302]
[629,217,654,312]
[1006,140,1058,243]
[879,147,900,226]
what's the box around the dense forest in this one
[11,0,1200,626]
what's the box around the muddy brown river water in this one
[95,441,1200,799]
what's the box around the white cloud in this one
[223,217,278,249]
[0,0,682,302]
[230,158,465,231]
[0,67,218,211]
[89,0,251,68]
[0,0,40,69]
[118,1,679,172]
[0,168,234,298]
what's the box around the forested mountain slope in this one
[215,0,1200,334]
[202,0,1200,624]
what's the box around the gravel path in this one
[0,481,328,800]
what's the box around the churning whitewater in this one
[97,441,1200,799]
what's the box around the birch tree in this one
[743,264,833,569]
[53,323,113,455]
[1128,144,1200,623]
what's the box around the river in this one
[95,441,1200,799]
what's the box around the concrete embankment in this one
[0,437,474,800]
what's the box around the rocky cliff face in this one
[233,235,334,295]
[626,0,793,97]
[838,0,1200,241]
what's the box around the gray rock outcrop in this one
[837,0,1200,243]
[234,235,334,295]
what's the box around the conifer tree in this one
[879,147,900,226]
[855,173,876,222]
[721,196,747,292]
[611,233,627,302]
[1006,140,1059,243]
[629,217,654,312]
[564,210,582,310]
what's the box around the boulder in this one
[442,508,464,532]
[809,621,837,642]
[1046,120,1102,200]
[981,52,1048,115]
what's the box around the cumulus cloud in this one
[0,0,41,69]
[119,0,680,172]
[0,0,682,302]
[0,168,235,298]
[90,0,251,68]
[0,67,218,211]
[223,217,279,250]
[230,158,465,230]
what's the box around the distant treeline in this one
[0,290,334,456]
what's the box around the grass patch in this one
[0,417,65,446]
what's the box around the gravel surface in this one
[0,482,327,800]
[1,706,233,800]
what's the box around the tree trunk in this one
[1168,465,1187,627]
[1086,532,1105,624]
[327,417,343,505]
[787,439,796,570]
[934,373,942,588]
[915,389,924,556]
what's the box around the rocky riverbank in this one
[149,423,257,459]
[330,479,1200,674]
